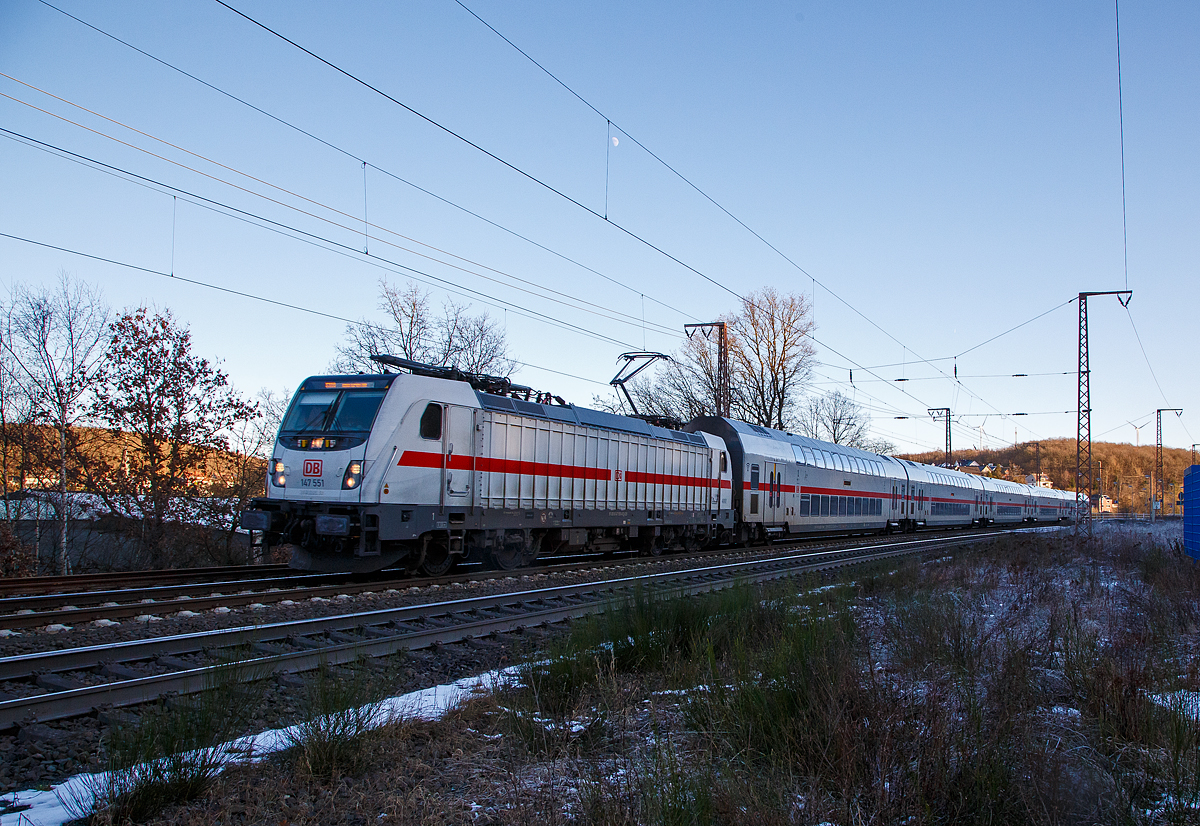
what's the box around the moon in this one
[611,136,619,147]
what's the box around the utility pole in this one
[928,408,951,467]
[1076,290,1132,537]
[1154,408,1183,522]
[684,322,730,418]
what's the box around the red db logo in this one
[303,459,323,477]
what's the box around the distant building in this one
[956,460,983,475]
[1094,494,1116,514]
[1025,473,1054,488]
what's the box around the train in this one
[241,357,1078,574]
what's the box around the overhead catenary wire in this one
[3,80,1021,449]
[25,1,1106,449]
[32,0,697,323]
[1124,306,1193,441]
[38,0,1048,450]
[445,0,1056,435]
[0,75,684,343]
[1115,0,1129,292]
[0,229,617,393]
[0,83,685,344]
[0,127,645,352]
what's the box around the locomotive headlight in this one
[271,459,286,488]
[342,460,363,490]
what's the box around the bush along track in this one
[5,522,1200,825]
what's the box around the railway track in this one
[0,563,295,598]
[0,527,1060,728]
[0,526,1022,630]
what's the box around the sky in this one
[0,0,1196,456]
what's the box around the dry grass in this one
[125,523,1200,825]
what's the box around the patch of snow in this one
[334,594,353,601]
[0,665,522,826]
[91,619,120,628]
[211,607,232,614]
[1050,706,1082,720]
[15,609,34,615]
[309,597,328,604]
[248,604,267,610]
[173,611,200,619]
[134,615,162,623]
[278,600,296,606]
[1149,691,1200,722]
[99,602,119,608]
[0,629,20,637]
[42,624,71,634]
[55,606,78,612]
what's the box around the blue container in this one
[1186,466,1200,560]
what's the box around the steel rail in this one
[0,532,981,682]
[0,571,354,614]
[0,528,933,628]
[0,529,1059,727]
[0,564,294,598]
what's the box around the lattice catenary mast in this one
[1154,408,1183,522]
[1076,291,1132,537]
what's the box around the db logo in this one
[303,459,323,477]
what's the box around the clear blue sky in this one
[1,0,1196,455]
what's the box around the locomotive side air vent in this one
[480,394,516,411]
[513,400,548,417]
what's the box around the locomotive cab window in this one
[720,452,728,473]
[750,465,760,490]
[282,387,388,435]
[419,403,443,440]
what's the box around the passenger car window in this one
[419,403,443,440]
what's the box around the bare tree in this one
[4,274,109,573]
[800,392,868,446]
[250,387,290,459]
[730,287,816,429]
[617,287,816,429]
[333,279,514,375]
[799,391,896,454]
[0,306,33,525]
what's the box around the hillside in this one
[898,438,1194,511]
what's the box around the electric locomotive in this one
[241,357,1074,573]
[241,357,735,574]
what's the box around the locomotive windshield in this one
[282,388,387,434]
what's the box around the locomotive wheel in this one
[489,532,530,571]
[419,542,456,576]
[488,545,524,570]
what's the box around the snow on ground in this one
[0,666,522,826]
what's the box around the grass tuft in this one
[282,659,391,778]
